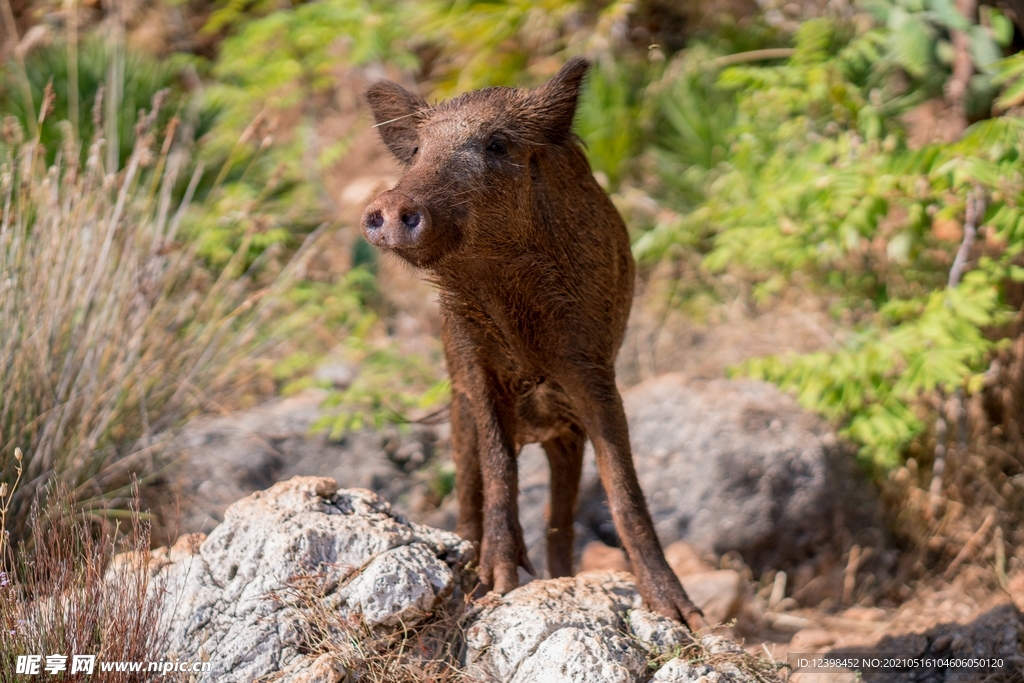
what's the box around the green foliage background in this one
[3,0,1024,484]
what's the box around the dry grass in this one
[270,572,469,683]
[0,45,352,683]
[0,79,311,542]
[646,634,789,683]
[873,334,1024,598]
[0,481,173,682]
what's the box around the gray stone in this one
[508,376,883,578]
[628,609,692,652]
[650,655,759,683]
[167,390,441,538]
[508,626,646,683]
[651,659,728,682]
[335,542,453,627]
[168,377,881,580]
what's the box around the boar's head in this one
[362,58,591,269]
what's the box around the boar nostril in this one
[366,211,384,229]
[401,212,421,229]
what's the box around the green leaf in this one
[968,25,1003,71]
[995,72,1024,110]
[890,17,934,78]
[929,0,971,31]
[986,7,1015,47]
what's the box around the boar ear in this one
[528,57,590,144]
[365,80,429,164]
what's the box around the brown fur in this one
[362,58,704,629]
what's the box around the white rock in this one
[628,609,692,652]
[510,626,648,683]
[150,477,472,682]
[701,634,746,655]
[336,542,452,627]
[652,659,726,682]
[464,570,689,682]
[150,477,771,683]
[652,653,761,683]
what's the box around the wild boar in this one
[361,58,704,629]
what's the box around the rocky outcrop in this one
[151,477,472,682]
[149,477,781,683]
[464,573,678,683]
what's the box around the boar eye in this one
[486,139,508,156]
[411,146,418,156]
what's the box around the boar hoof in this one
[483,561,520,595]
[479,537,535,594]
[637,573,707,632]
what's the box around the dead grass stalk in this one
[0,482,173,682]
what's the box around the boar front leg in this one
[473,381,534,593]
[446,330,533,594]
[451,389,483,546]
[565,367,706,631]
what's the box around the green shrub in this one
[636,11,1024,470]
[0,38,202,167]
[189,0,417,269]
[278,300,449,440]
[419,0,579,95]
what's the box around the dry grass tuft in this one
[0,80,305,541]
[875,342,1024,596]
[645,633,789,683]
[0,482,172,682]
[271,572,469,683]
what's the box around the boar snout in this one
[361,189,429,251]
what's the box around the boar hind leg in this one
[543,427,585,578]
[452,390,483,546]
[567,368,706,631]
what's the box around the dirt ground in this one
[751,579,1022,681]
